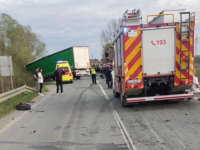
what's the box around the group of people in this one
[34,65,65,96]
[34,68,44,96]
[35,65,200,98]
[90,64,113,89]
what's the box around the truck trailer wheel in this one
[113,89,120,98]
[16,103,31,111]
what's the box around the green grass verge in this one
[31,85,48,93]
[0,91,38,119]
[42,86,48,93]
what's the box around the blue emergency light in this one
[123,27,127,33]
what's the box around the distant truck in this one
[26,46,90,80]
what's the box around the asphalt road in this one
[100,78,200,150]
[0,77,128,150]
[1,76,200,150]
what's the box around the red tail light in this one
[65,73,72,76]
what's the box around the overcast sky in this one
[0,0,200,59]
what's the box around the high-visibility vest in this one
[91,68,96,74]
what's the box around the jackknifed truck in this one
[26,46,90,80]
[106,9,196,106]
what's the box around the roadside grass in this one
[0,91,38,119]
[42,86,48,93]
[0,84,48,120]
[31,85,48,93]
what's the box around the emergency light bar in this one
[57,60,68,63]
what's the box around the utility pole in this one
[195,34,200,56]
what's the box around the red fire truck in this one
[109,9,196,106]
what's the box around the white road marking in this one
[97,81,137,150]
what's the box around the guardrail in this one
[0,85,35,103]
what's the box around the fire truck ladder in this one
[180,12,191,80]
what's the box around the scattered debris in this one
[16,102,31,111]
[31,130,36,133]
[31,109,44,112]
[37,110,44,112]
[165,119,171,122]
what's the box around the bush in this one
[0,13,46,93]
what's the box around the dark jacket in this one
[54,68,65,80]
[103,66,109,75]
[106,69,112,81]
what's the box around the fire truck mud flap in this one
[113,89,120,98]
[126,93,194,103]
[120,83,132,107]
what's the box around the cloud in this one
[0,0,200,58]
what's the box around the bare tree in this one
[100,18,121,61]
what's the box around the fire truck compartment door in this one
[142,27,175,75]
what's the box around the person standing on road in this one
[34,67,39,93]
[105,65,112,89]
[91,65,97,84]
[38,68,44,96]
[54,65,65,95]
[104,64,109,84]
[190,69,200,93]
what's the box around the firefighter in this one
[91,65,97,84]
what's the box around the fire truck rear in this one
[110,9,196,106]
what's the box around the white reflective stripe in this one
[127,93,194,103]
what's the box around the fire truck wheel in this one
[113,89,120,98]
[120,86,128,107]
[120,94,128,107]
